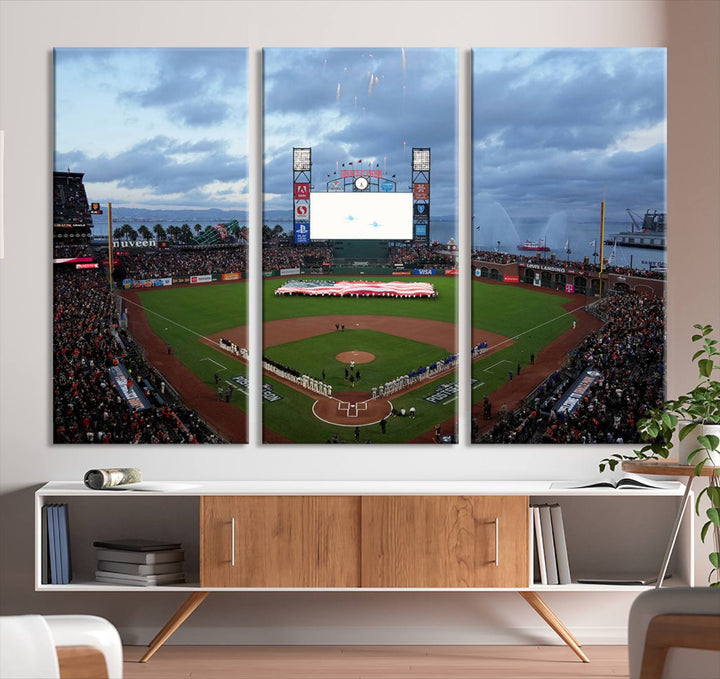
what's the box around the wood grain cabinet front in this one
[361,496,530,588]
[200,496,361,587]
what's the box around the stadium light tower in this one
[411,148,430,244]
[293,148,311,244]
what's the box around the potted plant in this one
[600,324,720,586]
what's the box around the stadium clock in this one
[354,176,369,191]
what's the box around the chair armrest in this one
[640,614,720,679]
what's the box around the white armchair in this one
[628,587,720,679]
[0,615,122,679]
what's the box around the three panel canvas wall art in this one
[52,47,665,445]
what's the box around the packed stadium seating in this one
[476,291,665,444]
[53,261,225,444]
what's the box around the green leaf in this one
[707,486,720,505]
[698,435,720,451]
[692,334,703,342]
[695,459,708,475]
[692,350,705,361]
[707,508,720,528]
[687,448,702,464]
[651,443,670,458]
[679,422,699,441]
[710,552,720,568]
[705,434,720,451]
[699,359,714,377]
[701,521,711,541]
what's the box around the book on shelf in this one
[550,473,678,491]
[577,573,667,586]
[538,504,559,585]
[47,505,59,585]
[57,504,72,584]
[549,504,571,585]
[97,560,184,576]
[94,570,185,586]
[94,547,185,565]
[532,503,572,586]
[44,503,72,585]
[532,506,547,585]
[41,504,50,584]
[92,538,182,552]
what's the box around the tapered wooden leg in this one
[140,591,210,663]
[518,591,590,663]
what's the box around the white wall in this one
[1,0,718,646]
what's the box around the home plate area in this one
[313,392,392,427]
[337,401,367,417]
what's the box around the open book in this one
[550,473,679,491]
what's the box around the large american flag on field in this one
[275,280,437,298]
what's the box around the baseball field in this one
[261,274,459,444]
[470,279,580,406]
[123,282,249,443]
[121,275,588,444]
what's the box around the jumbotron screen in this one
[309,192,413,240]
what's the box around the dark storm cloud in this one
[123,49,247,127]
[263,48,457,219]
[56,135,247,196]
[472,48,666,236]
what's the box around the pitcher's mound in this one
[336,350,375,364]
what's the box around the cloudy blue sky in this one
[472,48,666,248]
[473,48,666,248]
[54,48,248,210]
[263,48,457,222]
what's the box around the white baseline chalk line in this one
[121,295,222,348]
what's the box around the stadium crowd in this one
[53,267,224,443]
[262,242,334,270]
[53,175,92,227]
[472,249,665,280]
[117,244,247,280]
[390,244,455,268]
[53,244,95,259]
[476,292,665,444]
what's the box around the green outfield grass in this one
[471,280,576,405]
[261,274,459,443]
[262,371,458,444]
[265,329,450,393]
[263,275,457,323]
[131,277,575,442]
[135,282,249,414]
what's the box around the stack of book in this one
[93,539,185,586]
[531,503,571,585]
[43,503,72,584]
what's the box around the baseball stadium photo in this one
[53,48,249,444]
[470,48,667,444]
[262,48,459,444]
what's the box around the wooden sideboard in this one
[35,481,692,664]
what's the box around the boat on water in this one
[517,239,550,252]
[605,209,666,250]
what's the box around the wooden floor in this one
[123,645,630,678]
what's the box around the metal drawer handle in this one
[494,517,499,567]
[231,517,235,567]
